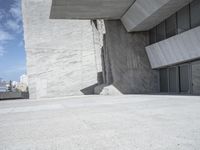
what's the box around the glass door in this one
[169,66,179,93]
[179,64,190,93]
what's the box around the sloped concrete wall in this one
[146,26,200,69]
[121,0,192,32]
[104,21,159,94]
[22,0,99,99]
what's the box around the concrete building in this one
[15,74,29,93]
[22,0,200,98]
[22,0,103,99]
[20,74,28,86]
[0,79,7,92]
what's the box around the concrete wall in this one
[50,0,135,20]
[22,0,99,99]
[146,26,200,69]
[22,0,159,97]
[103,21,159,94]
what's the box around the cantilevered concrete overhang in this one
[50,0,192,32]
[50,0,136,20]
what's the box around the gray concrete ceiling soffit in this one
[50,0,193,32]
[50,0,136,20]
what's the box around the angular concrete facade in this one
[22,0,100,99]
[146,26,200,69]
[50,0,192,32]
[102,21,159,94]
[50,0,135,20]
[22,0,200,97]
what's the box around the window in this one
[166,14,177,38]
[160,69,168,92]
[169,67,179,92]
[190,0,200,28]
[156,21,166,42]
[149,27,156,44]
[177,5,190,33]
[179,64,190,93]
[149,0,200,45]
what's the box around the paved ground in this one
[0,95,200,150]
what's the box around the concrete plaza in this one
[0,95,200,150]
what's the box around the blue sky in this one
[0,0,26,82]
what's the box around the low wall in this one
[0,92,29,100]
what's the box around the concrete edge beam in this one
[121,0,193,32]
[145,26,200,69]
[50,0,136,20]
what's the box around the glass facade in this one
[179,64,190,93]
[166,14,177,38]
[190,0,200,28]
[149,0,200,45]
[156,22,166,42]
[149,27,156,44]
[160,69,168,92]
[177,5,190,33]
[159,63,191,94]
[169,67,178,93]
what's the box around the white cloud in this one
[0,9,5,20]
[0,30,14,56]
[9,0,22,23]
[6,20,21,32]
[4,0,22,33]
[0,0,23,56]
[0,46,5,56]
[0,30,13,41]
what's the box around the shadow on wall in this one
[80,84,98,95]
[80,72,104,95]
[98,20,159,94]
[81,20,159,95]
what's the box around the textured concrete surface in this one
[146,26,200,69]
[50,0,192,32]
[121,0,192,32]
[103,21,159,94]
[22,0,100,99]
[50,0,135,19]
[91,20,106,73]
[0,95,200,150]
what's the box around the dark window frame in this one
[190,0,200,28]
[149,1,200,45]
[177,4,190,34]
[166,14,177,38]
[149,27,157,44]
[156,21,166,42]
